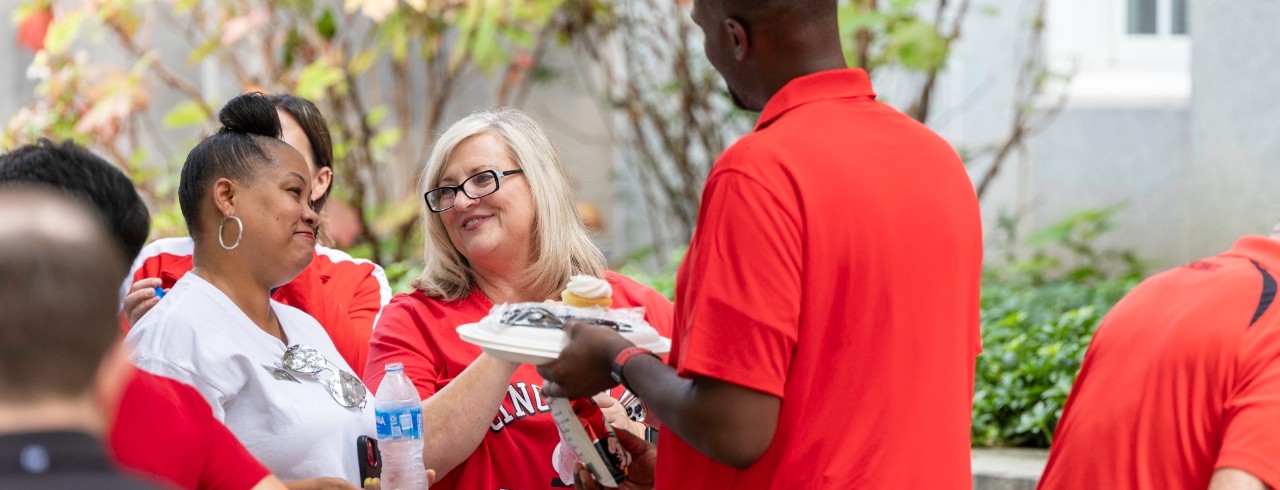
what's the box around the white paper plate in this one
[456,326,561,365]
[456,306,671,366]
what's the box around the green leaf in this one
[370,127,402,153]
[317,7,337,40]
[188,37,219,64]
[43,10,89,55]
[366,105,389,126]
[173,0,198,15]
[281,29,302,69]
[162,100,209,129]
[885,19,948,71]
[11,2,48,25]
[348,48,378,75]
[294,60,345,100]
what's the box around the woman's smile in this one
[459,213,492,232]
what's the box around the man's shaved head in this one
[702,0,835,25]
[0,188,126,401]
[690,0,843,111]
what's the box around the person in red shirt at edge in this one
[362,107,674,489]
[120,94,389,378]
[537,0,984,488]
[1037,234,1280,490]
[0,139,367,489]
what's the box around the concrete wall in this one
[942,0,1279,268]
[1026,108,1189,267]
[1179,0,1280,260]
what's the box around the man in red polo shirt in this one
[538,0,983,488]
[1038,235,1280,490]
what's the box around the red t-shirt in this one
[1038,236,1280,490]
[363,271,673,490]
[655,68,983,489]
[109,368,270,490]
[123,238,390,377]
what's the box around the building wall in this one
[1180,0,1280,259]
[946,0,1279,268]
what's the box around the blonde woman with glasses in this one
[363,107,673,489]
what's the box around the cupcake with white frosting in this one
[561,275,613,308]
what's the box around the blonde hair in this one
[412,107,606,301]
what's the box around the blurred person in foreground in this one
[362,107,673,489]
[0,138,377,489]
[538,0,984,488]
[124,93,374,484]
[0,187,158,489]
[122,93,390,378]
[1038,231,1280,490]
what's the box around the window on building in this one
[1043,0,1191,107]
[1127,0,1189,35]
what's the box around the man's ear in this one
[212,177,238,217]
[725,17,749,61]
[92,341,134,427]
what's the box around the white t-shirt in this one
[125,273,375,483]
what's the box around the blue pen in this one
[153,286,166,299]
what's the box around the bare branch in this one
[105,22,214,119]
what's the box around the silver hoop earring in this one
[219,215,243,250]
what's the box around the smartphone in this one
[357,435,382,482]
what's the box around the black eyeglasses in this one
[424,169,524,213]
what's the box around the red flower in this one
[17,8,53,53]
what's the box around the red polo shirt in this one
[655,68,983,489]
[1039,236,1280,490]
[109,368,270,490]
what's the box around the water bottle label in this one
[375,406,423,441]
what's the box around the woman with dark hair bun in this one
[125,93,376,485]
[122,93,390,379]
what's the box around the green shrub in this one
[973,204,1146,447]
[973,274,1137,447]
[617,246,685,301]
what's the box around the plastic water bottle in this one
[376,363,427,490]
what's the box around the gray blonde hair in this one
[412,107,606,301]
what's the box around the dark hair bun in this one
[218,92,282,139]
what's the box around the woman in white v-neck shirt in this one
[124,93,374,485]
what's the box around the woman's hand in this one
[593,393,646,439]
[361,469,437,490]
[123,277,164,327]
[572,430,655,490]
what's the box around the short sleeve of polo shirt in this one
[201,413,271,490]
[363,294,447,401]
[675,169,801,398]
[110,371,269,490]
[133,356,232,420]
[1218,320,1280,487]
